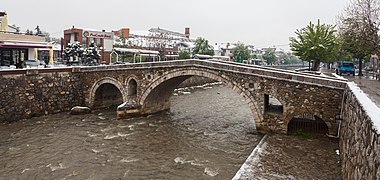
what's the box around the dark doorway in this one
[288,113,328,135]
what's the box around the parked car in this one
[23,60,41,68]
[336,61,355,76]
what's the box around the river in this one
[0,83,262,179]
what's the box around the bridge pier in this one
[116,101,171,119]
[116,102,140,119]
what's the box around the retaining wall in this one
[340,82,380,179]
[0,69,84,123]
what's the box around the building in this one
[0,11,53,68]
[113,27,192,55]
[63,27,114,64]
[64,26,193,64]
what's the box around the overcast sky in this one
[2,0,350,51]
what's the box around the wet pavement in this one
[322,68,380,107]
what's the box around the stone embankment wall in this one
[0,70,84,123]
[340,82,380,179]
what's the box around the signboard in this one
[83,30,114,39]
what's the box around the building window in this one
[74,33,78,41]
[264,94,283,114]
[82,37,87,48]
[97,38,102,47]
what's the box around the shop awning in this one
[0,41,52,49]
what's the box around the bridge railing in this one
[190,60,347,89]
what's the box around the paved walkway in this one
[321,68,380,107]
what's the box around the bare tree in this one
[338,0,380,76]
[145,32,172,57]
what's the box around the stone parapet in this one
[340,82,380,179]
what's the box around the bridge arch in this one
[88,77,128,108]
[139,68,263,125]
[286,112,329,135]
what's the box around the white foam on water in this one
[100,127,112,132]
[91,149,101,153]
[204,167,219,177]
[117,132,134,137]
[87,133,99,137]
[21,168,33,174]
[174,157,186,164]
[104,135,119,140]
[46,163,66,172]
[128,125,135,130]
[8,147,21,151]
[203,131,217,136]
[120,157,139,163]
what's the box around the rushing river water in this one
[0,83,262,179]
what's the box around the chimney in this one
[185,27,190,38]
[121,28,130,38]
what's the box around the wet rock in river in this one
[70,106,91,115]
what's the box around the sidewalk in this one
[321,68,380,107]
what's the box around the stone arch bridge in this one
[78,60,346,135]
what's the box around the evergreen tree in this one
[178,51,191,60]
[192,37,214,56]
[290,19,338,71]
[232,42,251,63]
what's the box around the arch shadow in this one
[287,112,329,135]
[88,77,128,108]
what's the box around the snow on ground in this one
[232,135,268,180]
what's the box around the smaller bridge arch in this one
[88,77,128,108]
[126,77,138,98]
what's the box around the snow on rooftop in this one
[347,82,380,134]
[129,30,151,37]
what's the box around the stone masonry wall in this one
[340,83,380,179]
[0,70,84,123]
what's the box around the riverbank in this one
[234,134,341,179]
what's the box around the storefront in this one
[0,33,52,68]
[64,27,114,64]
[0,48,27,67]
